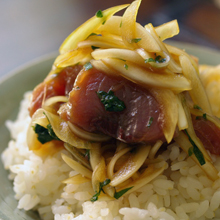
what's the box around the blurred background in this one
[1,0,220,78]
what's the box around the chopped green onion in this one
[188,147,194,156]
[196,113,207,121]
[84,62,93,71]
[145,55,166,64]
[84,149,90,161]
[114,186,133,199]
[33,124,60,144]
[131,38,142,43]
[96,10,103,18]
[155,55,166,63]
[184,130,205,165]
[91,179,111,202]
[193,105,202,110]
[145,58,155,63]
[124,63,128,70]
[91,45,100,50]
[202,113,207,120]
[147,117,153,128]
[97,90,126,112]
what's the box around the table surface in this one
[1,0,220,79]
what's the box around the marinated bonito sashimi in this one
[59,67,165,144]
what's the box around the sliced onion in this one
[148,140,163,159]
[136,48,170,68]
[64,143,91,169]
[89,143,102,171]
[102,58,191,91]
[59,4,129,54]
[154,19,179,41]
[67,121,111,142]
[90,59,116,76]
[42,96,68,108]
[97,16,122,36]
[121,0,142,49]
[179,54,212,115]
[77,38,126,49]
[174,132,218,181]
[180,96,212,161]
[149,88,178,143]
[27,108,48,151]
[165,43,199,73]
[176,94,188,130]
[146,23,182,74]
[92,156,107,193]
[44,110,95,149]
[135,23,161,52]
[115,162,166,195]
[92,48,146,67]
[30,108,48,127]
[61,153,92,178]
[107,146,132,179]
[54,48,93,68]
[62,174,91,184]
[110,144,151,187]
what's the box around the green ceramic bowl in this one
[0,43,220,220]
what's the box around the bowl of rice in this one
[1,1,220,220]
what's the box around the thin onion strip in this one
[92,48,146,67]
[61,153,92,179]
[180,94,212,161]
[154,19,179,41]
[179,54,212,115]
[62,174,91,184]
[64,143,91,169]
[174,132,218,181]
[110,144,151,187]
[68,121,111,142]
[59,4,129,53]
[44,110,95,149]
[148,140,163,159]
[102,58,191,91]
[115,162,166,196]
[42,96,68,108]
[107,147,132,179]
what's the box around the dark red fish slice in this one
[29,65,82,116]
[59,67,165,144]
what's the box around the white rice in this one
[2,91,220,220]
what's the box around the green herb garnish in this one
[202,113,207,120]
[97,90,126,112]
[114,186,133,199]
[33,124,60,144]
[124,63,128,70]
[91,45,100,50]
[91,179,111,202]
[96,10,103,18]
[84,149,90,161]
[193,105,202,110]
[145,55,166,64]
[131,38,142,43]
[196,113,207,121]
[84,62,93,71]
[188,147,194,156]
[185,129,205,165]
[147,117,153,128]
